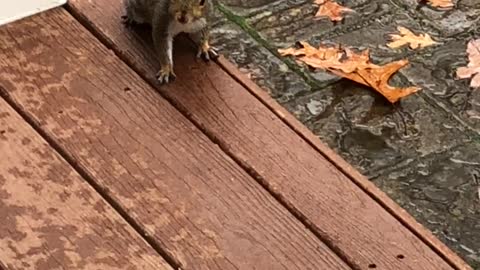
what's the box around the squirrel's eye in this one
[199,0,205,6]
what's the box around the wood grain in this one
[65,1,466,269]
[217,58,474,270]
[0,9,351,270]
[0,98,172,269]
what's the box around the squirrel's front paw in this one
[156,65,176,84]
[197,42,219,62]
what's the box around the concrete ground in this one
[209,0,480,268]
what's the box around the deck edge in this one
[59,3,472,267]
[215,56,473,270]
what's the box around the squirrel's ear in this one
[199,0,205,6]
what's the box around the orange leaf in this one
[314,0,354,22]
[278,42,420,103]
[350,60,420,103]
[387,26,438,50]
[426,0,454,10]
[456,38,480,88]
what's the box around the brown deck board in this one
[218,58,473,270]
[0,9,351,270]
[0,99,171,269]
[64,1,469,270]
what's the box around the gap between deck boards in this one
[61,4,472,270]
[0,85,181,270]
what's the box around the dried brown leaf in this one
[279,42,420,103]
[456,38,480,88]
[387,26,438,50]
[333,61,420,103]
[314,0,354,22]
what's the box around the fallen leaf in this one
[279,42,420,103]
[425,0,454,10]
[332,61,421,103]
[387,26,438,50]
[456,39,480,88]
[314,0,354,22]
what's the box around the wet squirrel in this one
[122,0,219,83]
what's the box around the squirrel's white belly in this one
[169,18,207,36]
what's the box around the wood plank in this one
[0,9,351,270]
[0,99,171,269]
[65,1,468,269]
[217,58,475,270]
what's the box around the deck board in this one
[0,9,351,270]
[218,58,474,270]
[64,1,464,269]
[0,98,171,269]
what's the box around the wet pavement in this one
[210,0,480,268]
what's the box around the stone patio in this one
[210,0,480,268]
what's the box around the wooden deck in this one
[0,2,473,270]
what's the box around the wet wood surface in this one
[0,9,351,270]
[0,99,172,270]
[65,1,466,269]
[0,2,471,270]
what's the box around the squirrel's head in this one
[169,0,209,24]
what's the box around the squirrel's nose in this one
[177,12,188,24]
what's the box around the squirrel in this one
[122,0,219,84]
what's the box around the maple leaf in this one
[279,42,420,103]
[424,0,454,10]
[456,39,480,88]
[314,0,354,22]
[387,26,438,50]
